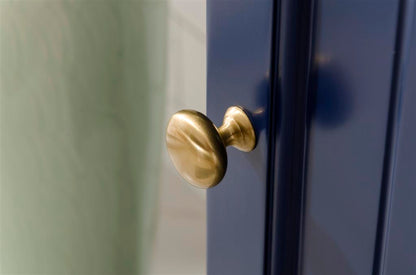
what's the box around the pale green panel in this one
[0,1,167,274]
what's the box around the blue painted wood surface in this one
[382,3,416,274]
[207,0,416,274]
[301,1,400,274]
[206,0,274,274]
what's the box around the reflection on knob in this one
[166,106,256,188]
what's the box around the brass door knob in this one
[166,106,256,188]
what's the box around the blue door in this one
[207,0,416,274]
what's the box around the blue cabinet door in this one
[206,1,274,274]
[207,0,416,274]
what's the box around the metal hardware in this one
[166,106,256,188]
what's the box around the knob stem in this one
[218,106,256,152]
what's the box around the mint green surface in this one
[0,1,167,273]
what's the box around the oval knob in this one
[166,106,256,188]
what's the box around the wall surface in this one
[150,0,207,274]
[0,1,166,273]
